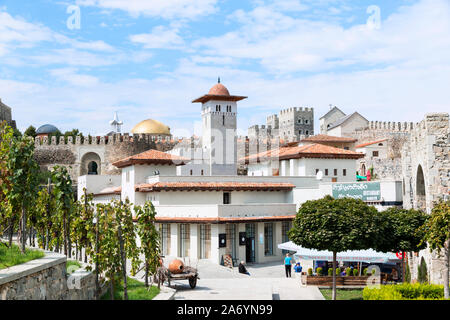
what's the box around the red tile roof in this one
[356,139,388,148]
[243,143,364,163]
[94,186,122,196]
[150,215,296,224]
[301,134,357,143]
[135,181,295,192]
[112,149,189,168]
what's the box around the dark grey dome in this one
[36,124,59,134]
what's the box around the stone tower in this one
[192,79,247,175]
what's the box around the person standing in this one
[284,253,293,278]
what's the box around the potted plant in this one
[316,267,323,276]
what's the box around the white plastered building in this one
[78,82,403,266]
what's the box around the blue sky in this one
[0,0,449,137]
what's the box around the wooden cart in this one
[167,266,200,289]
[155,265,200,289]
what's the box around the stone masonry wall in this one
[401,113,450,285]
[0,251,96,300]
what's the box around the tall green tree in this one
[289,195,379,300]
[136,201,161,288]
[377,207,428,282]
[24,125,37,138]
[422,199,450,298]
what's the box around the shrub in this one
[405,264,411,283]
[307,268,313,276]
[363,268,368,276]
[363,283,448,300]
[418,257,428,284]
[371,268,376,275]
[336,268,340,276]
[345,267,352,276]
[316,267,323,276]
[353,269,359,277]
[328,268,333,276]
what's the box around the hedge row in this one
[363,283,449,300]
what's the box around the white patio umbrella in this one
[278,241,400,263]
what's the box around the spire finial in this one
[218,77,220,84]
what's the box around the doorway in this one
[245,223,256,263]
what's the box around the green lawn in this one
[319,288,364,300]
[66,260,82,273]
[0,242,45,269]
[101,277,160,300]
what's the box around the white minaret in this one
[192,78,247,175]
[109,112,123,133]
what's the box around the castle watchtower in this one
[192,79,247,175]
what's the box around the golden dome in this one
[131,119,171,135]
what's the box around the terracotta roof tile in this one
[136,181,295,192]
[242,143,364,163]
[151,215,296,224]
[301,134,357,143]
[94,186,122,196]
[355,139,388,148]
[112,149,189,168]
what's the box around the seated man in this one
[293,262,302,273]
[238,261,250,275]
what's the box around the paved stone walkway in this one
[167,260,324,300]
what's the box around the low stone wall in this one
[302,275,380,287]
[0,251,96,300]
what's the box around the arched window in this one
[88,161,98,175]
[416,165,426,196]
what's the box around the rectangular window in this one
[199,224,211,259]
[190,170,193,175]
[160,224,171,256]
[179,224,190,257]
[201,170,204,175]
[223,192,231,204]
[325,169,329,176]
[334,169,338,176]
[373,151,379,157]
[343,169,347,176]
[299,130,303,134]
[264,223,274,256]
[226,224,237,259]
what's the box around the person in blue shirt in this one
[284,253,294,278]
[293,262,302,273]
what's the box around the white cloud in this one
[194,0,450,74]
[130,25,184,49]
[76,0,218,19]
[49,68,100,87]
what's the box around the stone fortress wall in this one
[349,121,416,180]
[399,113,450,285]
[34,133,178,184]
[249,107,314,143]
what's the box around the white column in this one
[190,224,198,261]
[238,224,246,263]
[275,221,282,258]
[170,223,178,258]
[289,159,296,176]
[210,224,219,264]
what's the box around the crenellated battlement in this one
[279,107,314,115]
[34,133,183,147]
[363,121,415,132]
